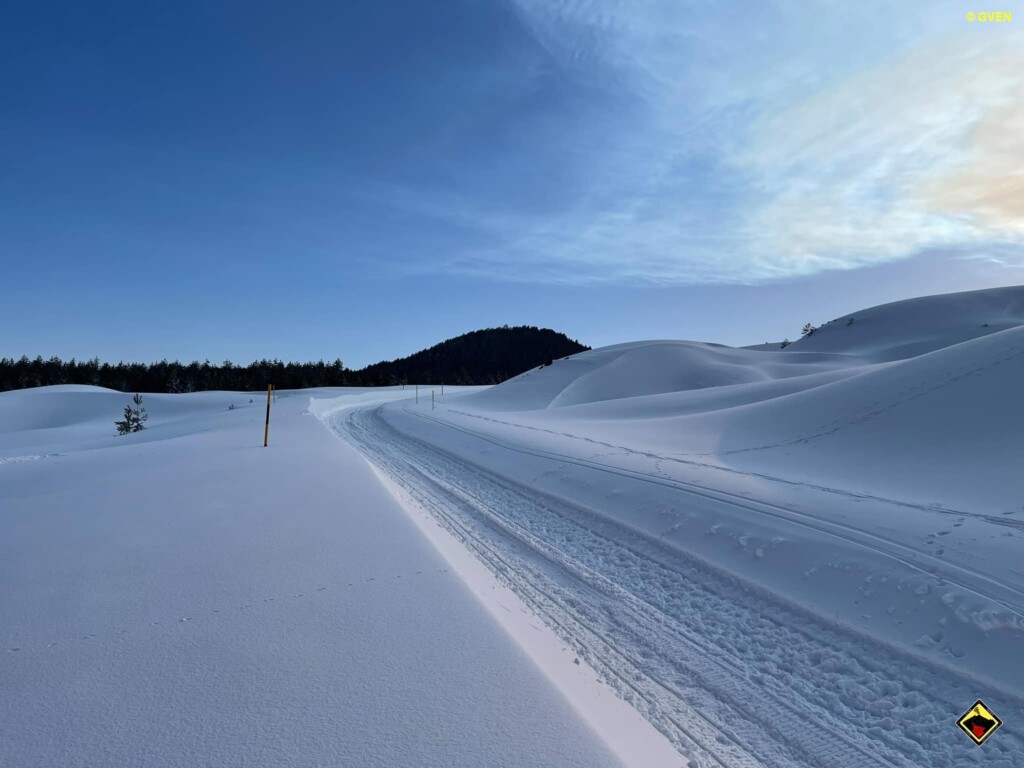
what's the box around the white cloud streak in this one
[388,2,1024,285]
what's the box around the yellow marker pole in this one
[263,384,272,447]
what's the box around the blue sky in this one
[3,1,1022,367]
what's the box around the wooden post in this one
[263,384,272,447]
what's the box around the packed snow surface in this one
[0,387,627,768]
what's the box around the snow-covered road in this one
[326,399,1024,768]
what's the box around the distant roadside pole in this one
[263,384,273,447]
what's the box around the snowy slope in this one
[328,286,1024,768]
[788,284,1024,360]
[458,287,1024,513]
[0,386,632,768]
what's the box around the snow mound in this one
[0,386,242,433]
[712,324,1024,509]
[787,284,1024,361]
[457,285,1024,512]
[0,386,129,432]
[464,341,851,411]
[0,386,265,458]
[548,342,853,408]
[464,286,1024,413]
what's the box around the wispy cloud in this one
[376,1,1024,285]
[742,36,1024,276]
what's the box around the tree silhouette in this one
[2,328,589,392]
[115,393,148,435]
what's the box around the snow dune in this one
[0,386,253,454]
[788,283,1024,360]
[459,287,1024,514]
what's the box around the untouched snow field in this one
[0,387,631,767]
[322,287,1024,768]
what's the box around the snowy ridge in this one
[786,284,1024,360]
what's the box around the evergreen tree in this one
[115,393,148,435]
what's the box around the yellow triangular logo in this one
[956,700,1002,745]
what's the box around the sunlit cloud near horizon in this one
[396,1,1024,286]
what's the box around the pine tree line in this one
[0,326,589,393]
[0,356,349,393]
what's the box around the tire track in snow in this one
[335,405,1024,768]
[404,406,1024,620]
[443,406,1023,533]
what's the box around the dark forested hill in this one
[357,326,588,386]
[0,326,589,392]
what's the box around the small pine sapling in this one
[115,393,148,435]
